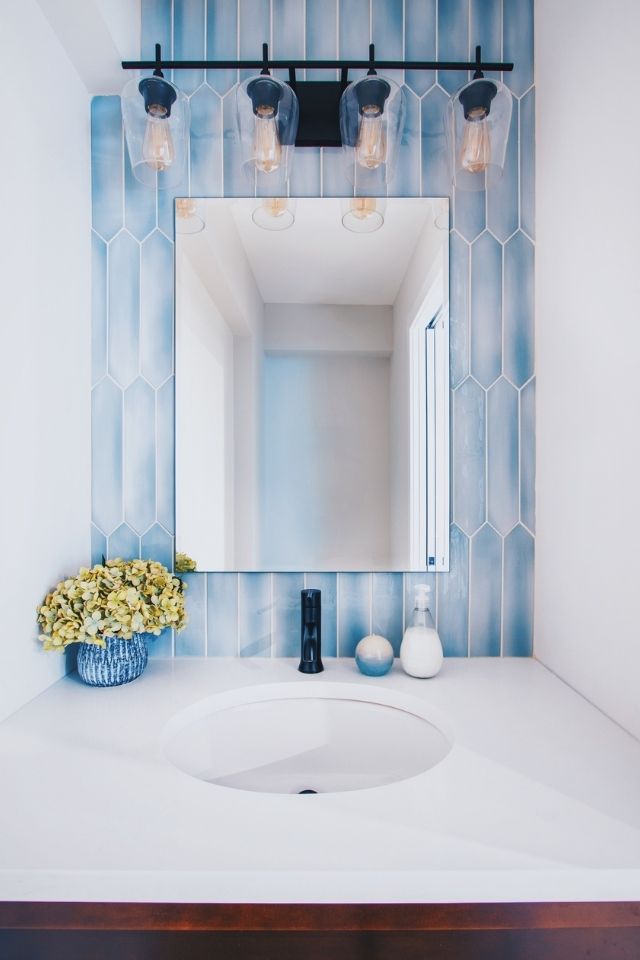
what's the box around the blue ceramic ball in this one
[355,634,394,677]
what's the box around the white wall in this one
[535,0,640,738]
[261,352,391,570]
[0,2,91,720]
[179,210,264,568]
[176,256,234,569]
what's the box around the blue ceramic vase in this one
[76,633,148,687]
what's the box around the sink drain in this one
[297,789,318,794]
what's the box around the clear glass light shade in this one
[121,75,189,189]
[251,197,296,231]
[175,198,205,234]
[446,77,513,191]
[236,75,299,184]
[341,197,386,233]
[339,75,405,187]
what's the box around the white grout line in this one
[368,572,373,635]
[235,572,241,656]
[270,572,275,658]
[203,572,209,655]
[336,572,341,657]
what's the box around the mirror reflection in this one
[175,198,449,572]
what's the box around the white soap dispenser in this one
[400,584,443,678]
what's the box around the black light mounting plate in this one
[287,79,348,148]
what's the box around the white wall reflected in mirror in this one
[175,198,449,572]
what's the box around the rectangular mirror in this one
[175,197,449,572]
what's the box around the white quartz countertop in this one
[1,656,640,904]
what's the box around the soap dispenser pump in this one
[400,584,443,678]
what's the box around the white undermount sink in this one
[161,681,452,794]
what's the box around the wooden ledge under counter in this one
[1,901,640,959]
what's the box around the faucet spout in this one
[298,589,323,674]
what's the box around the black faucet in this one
[298,589,323,674]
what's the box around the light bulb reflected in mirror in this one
[175,198,205,234]
[252,198,295,231]
[341,198,385,233]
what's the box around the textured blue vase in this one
[76,633,148,687]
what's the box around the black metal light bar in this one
[122,44,514,74]
[123,43,513,149]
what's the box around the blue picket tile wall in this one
[90,0,535,660]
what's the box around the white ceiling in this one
[193,198,446,306]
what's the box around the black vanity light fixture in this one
[445,46,513,191]
[121,44,189,188]
[121,43,514,192]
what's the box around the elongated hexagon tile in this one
[503,524,534,656]
[391,88,420,198]
[470,230,502,387]
[290,148,321,198]
[143,524,175,655]
[108,522,140,561]
[373,0,403,57]
[436,525,469,657]
[487,377,519,534]
[207,0,238,94]
[453,377,486,535]
[520,377,535,533]
[108,230,140,389]
[503,0,533,96]
[238,574,272,656]
[322,147,352,198]
[91,524,106,566]
[470,523,502,656]
[239,0,270,83]
[504,231,534,387]
[141,523,173,570]
[91,378,123,535]
[141,230,173,387]
[174,0,206,95]
[124,378,156,535]
[338,573,370,658]
[450,231,470,388]
[339,0,370,82]
[158,186,178,241]
[421,86,451,198]
[273,573,305,657]
[271,0,305,84]
[91,97,123,242]
[454,186,485,242]
[487,97,518,242]
[124,149,156,241]
[141,0,172,60]
[189,85,223,198]
[92,232,107,387]
[520,88,535,239]
[176,572,206,655]
[207,573,238,655]
[372,573,404,655]
[471,0,502,61]
[405,572,437,632]
[157,379,175,535]
[306,0,338,81]
[222,91,249,198]
[437,0,469,95]
[405,0,436,95]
